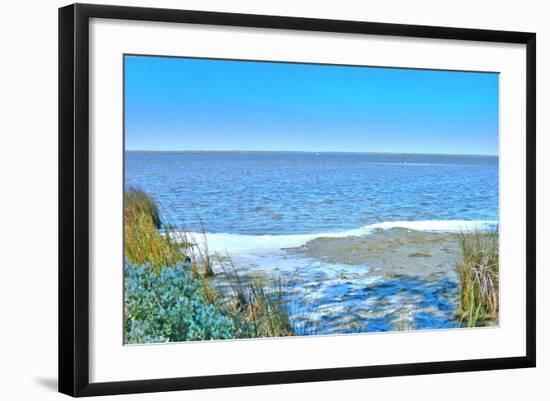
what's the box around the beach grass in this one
[216,258,294,338]
[456,226,499,327]
[125,187,162,228]
[123,187,297,342]
[124,188,188,274]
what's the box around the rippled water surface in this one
[125,151,498,235]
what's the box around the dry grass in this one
[456,226,499,327]
[216,257,294,338]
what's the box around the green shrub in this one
[124,262,234,343]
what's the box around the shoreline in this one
[181,220,497,257]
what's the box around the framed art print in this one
[58,3,536,397]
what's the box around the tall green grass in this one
[456,226,499,327]
[124,188,187,274]
[126,187,162,228]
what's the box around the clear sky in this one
[124,55,499,155]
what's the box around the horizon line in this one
[125,149,499,157]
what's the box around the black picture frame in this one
[59,3,536,397]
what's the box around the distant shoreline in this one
[125,150,499,158]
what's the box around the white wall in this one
[0,0,546,399]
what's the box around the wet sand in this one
[282,228,463,333]
[288,228,461,282]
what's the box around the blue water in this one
[125,151,498,235]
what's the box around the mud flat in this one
[289,227,461,282]
[280,228,464,333]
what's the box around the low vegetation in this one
[123,187,296,343]
[455,226,499,327]
[124,263,234,344]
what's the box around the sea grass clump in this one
[125,187,162,228]
[456,226,499,327]
[124,188,186,273]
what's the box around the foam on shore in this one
[181,220,497,255]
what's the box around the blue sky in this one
[124,55,499,155]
